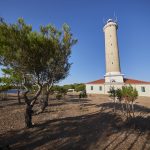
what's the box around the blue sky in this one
[0,0,150,85]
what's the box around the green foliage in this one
[52,85,67,95]
[59,87,67,95]
[0,85,12,92]
[109,85,138,117]
[121,85,138,102]
[109,86,138,103]
[0,17,77,127]
[51,85,61,92]
[0,68,23,88]
[52,85,66,100]
[56,94,62,100]
[116,88,123,102]
[108,86,116,99]
[63,84,75,90]
[75,84,85,92]
[0,17,77,87]
[79,90,87,98]
[63,83,85,92]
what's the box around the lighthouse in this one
[85,19,150,97]
[103,19,124,83]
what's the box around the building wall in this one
[127,84,150,97]
[86,83,150,97]
[86,84,105,94]
[105,74,124,83]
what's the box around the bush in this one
[75,84,85,92]
[56,94,62,100]
[79,90,87,98]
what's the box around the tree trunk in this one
[128,103,132,117]
[37,93,49,114]
[125,101,129,118]
[126,102,131,118]
[23,77,42,128]
[113,98,116,113]
[25,103,33,128]
[121,101,124,113]
[17,90,21,104]
[131,101,135,117]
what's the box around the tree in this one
[37,23,77,113]
[108,86,117,112]
[0,68,23,104]
[108,85,138,118]
[118,86,138,118]
[53,86,68,100]
[52,85,67,97]
[0,17,77,128]
[0,84,12,100]
[116,88,124,113]
[74,84,85,92]
[124,86,138,117]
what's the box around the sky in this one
[0,0,150,85]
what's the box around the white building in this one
[86,19,150,97]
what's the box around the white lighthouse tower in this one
[103,19,124,83]
[86,19,150,97]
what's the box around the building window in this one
[111,43,112,46]
[91,86,93,90]
[110,35,111,37]
[141,87,145,92]
[99,86,102,91]
[112,62,113,64]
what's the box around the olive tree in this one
[0,17,77,128]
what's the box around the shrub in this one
[79,90,87,98]
[56,94,62,100]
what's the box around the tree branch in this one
[23,76,30,104]
[30,83,42,106]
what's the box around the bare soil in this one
[0,94,150,150]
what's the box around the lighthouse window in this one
[141,87,145,92]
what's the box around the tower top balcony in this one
[107,19,113,23]
[103,19,118,31]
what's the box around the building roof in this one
[86,78,150,84]
[86,79,105,84]
[124,78,150,84]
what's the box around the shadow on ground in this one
[1,105,150,150]
[0,97,150,150]
[98,102,150,130]
[98,102,150,114]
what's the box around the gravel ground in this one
[0,94,150,150]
